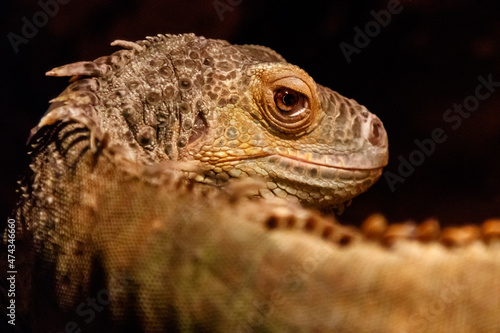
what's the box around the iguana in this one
[2,33,500,332]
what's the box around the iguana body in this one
[3,33,500,332]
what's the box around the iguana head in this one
[44,33,388,211]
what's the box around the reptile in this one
[2,33,500,332]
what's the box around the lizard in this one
[38,32,389,213]
[2,33,500,332]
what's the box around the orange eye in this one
[253,66,319,135]
[274,88,309,116]
[262,84,313,134]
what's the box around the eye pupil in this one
[282,91,296,106]
[274,88,302,113]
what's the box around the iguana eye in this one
[274,88,308,116]
[263,78,315,134]
[252,65,319,135]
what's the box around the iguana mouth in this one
[276,153,385,172]
[274,146,388,171]
[209,146,387,171]
[264,155,383,186]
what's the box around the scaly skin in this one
[4,34,499,332]
[6,128,500,332]
[43,33,388,211]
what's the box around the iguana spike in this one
[482,219,500,243]
[49,91,99,106]
[110,39,144,52]
[46,61,103,78]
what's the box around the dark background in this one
[1,0,499,226]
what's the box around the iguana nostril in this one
[368,118,386,147]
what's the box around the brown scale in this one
[136,125,156,150]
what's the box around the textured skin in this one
[42,33,388,211]
[3,34,500,332]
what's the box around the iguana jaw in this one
[272,153,384,186]
[250,154,383,207]
[198,150,384,209]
